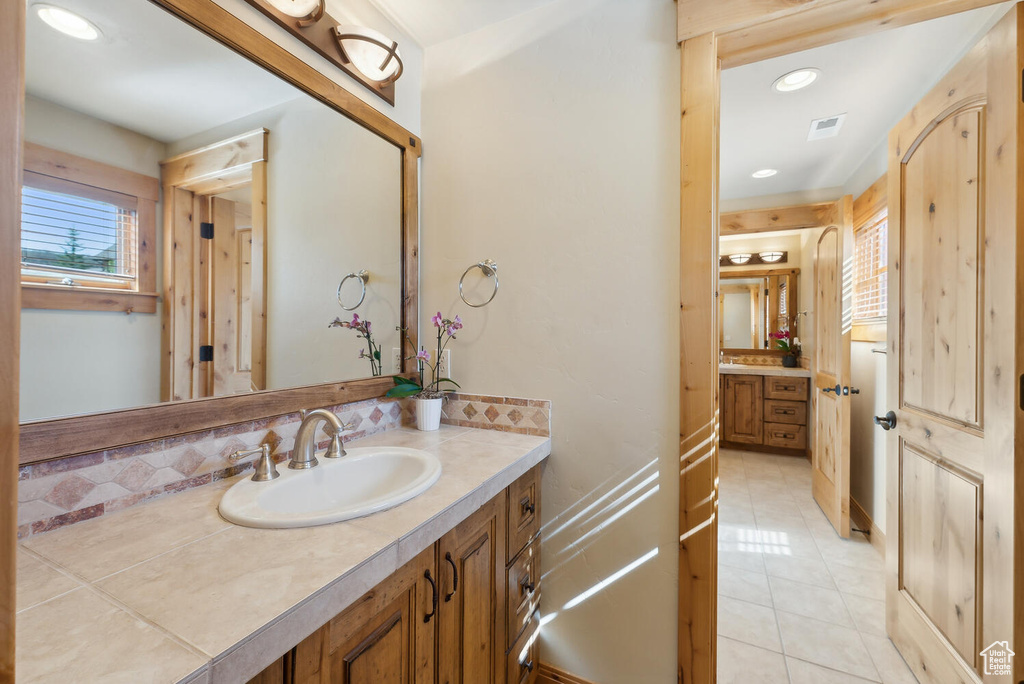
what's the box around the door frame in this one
[676,1,1009,682]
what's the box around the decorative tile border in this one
[441,394,551,437]
[18,397,410,539]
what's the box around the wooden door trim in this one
[12,0,422,464]
[720,201,837,235]
[677,3,1002,682]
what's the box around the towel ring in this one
[459,259,499,308]
[338,270,369,311]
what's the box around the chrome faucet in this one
[290,409,353,470]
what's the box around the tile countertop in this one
[16,425,551,684]
[718,363,812,378]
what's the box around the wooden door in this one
[291,545,437,684]
[210,195,255,395]
[885,8,1021,682]
[811,196,854,537]
[437,494,506,684]
[721,375,764,445]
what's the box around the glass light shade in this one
[751,169,778,179]
[36,5,100,40]
[265,0,323,19]
[334,26,404,85]
[773,68,820,93]
[728,254,752,265]
[759,251,784,263]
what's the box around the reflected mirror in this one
[718,270,798,352]
[20,0,403,422]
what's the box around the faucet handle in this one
[324,421,358,459]
[229,445,280,482]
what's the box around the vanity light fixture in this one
[751,169,778,179]
[35,4,101,41]
[728,254,753,265]
[264,0,324,26]
[773,68,820,93]
[759,251,785,263]
[334,26,404,85]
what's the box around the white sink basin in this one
[219,446,442,529]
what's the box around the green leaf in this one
[373,350,381,361]
[436,378,462,388]
[392,375,412,386]
[386,384,423,398]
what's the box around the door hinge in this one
[200,222,214,239]
[199,345,213,362]
[765,288,769,296]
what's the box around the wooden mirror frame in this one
[718,267,799,355]
[12,0,422,465]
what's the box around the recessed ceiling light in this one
[36,4,101,41]
[773,68,820,93]
[752,169,778,179]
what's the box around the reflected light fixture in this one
[773,68,820,93]
[759,251,784,263]
[334,26,404,85]
[752,169,778,179]
[35,4,101,41]
[728,254,753,265]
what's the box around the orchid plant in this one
[769,329,800,356]
[330,313,382,377]
[387,312,463,398]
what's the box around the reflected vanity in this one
[718,268,798,354]
[18,0,421,463]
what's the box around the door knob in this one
[843,386,860,396]
[874,411,897,431]
[822,384,841,394]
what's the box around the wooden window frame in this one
[852,174,888,343]
[20,143,160,313]
[9,0,423,466]
[678,3,1002,683]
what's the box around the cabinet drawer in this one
[764,399,807,425]
[764,422,807,449]
[508,466,541,558]
[507,611,540,684]
[507,536,541,648]
[764,376,809,400]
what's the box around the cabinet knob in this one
[520,574,535,594]
[521,496,535,515]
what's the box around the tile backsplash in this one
[18,392,551,539]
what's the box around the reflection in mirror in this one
[20,0,402,422]
[718,270,798,352]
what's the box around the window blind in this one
[853,215,888,321]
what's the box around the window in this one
[853,212,888,320]
[21,144,158,312]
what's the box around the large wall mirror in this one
[719,269,798,353]
[18,0,420,463]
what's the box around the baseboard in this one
[537,662,600,684]
[850,497,885,558]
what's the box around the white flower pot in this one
[415,397,443,431]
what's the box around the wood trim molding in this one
[23,142,160,201]
[536,662,600,684]
[854,174,887,229]
[721,267,799,279]
[850,496,885,559]
[0,0,22,676]
[680,0,1009,67]
[14,0,422,464]
[852,321,887,343]
[159,128,268,189]
[18,374,412,464]
[720,202,836,236]
[19,286,158,314]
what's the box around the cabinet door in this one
[246,656,286,684]
[437,494,507,684]
[294,545,437,684]
[722,375,764,444]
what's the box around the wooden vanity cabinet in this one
[720,374,809,455]
[249,463,543,684]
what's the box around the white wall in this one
[850,341,887,528]
[20,96,166,421]
[168,97,403,388]
[421,1,679,681]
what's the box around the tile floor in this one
[717,448,919,684]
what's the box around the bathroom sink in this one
[219,447,442,529]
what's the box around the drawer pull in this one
[775,432,795,440]
[519,574,535,595]
[521,659,534,673]
[444,552,459,602]
[777,384,795,391]
[424,570,438,623]
[774,408,796,415]
[520,496,535,516]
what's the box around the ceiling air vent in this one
[807,113,847,141]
